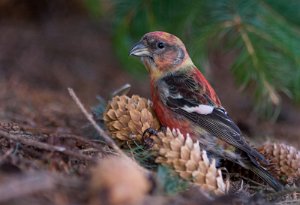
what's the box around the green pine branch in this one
[110,0,300,119]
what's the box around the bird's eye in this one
[157,42,165,49]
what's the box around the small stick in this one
[0,130,94,162]
[0,148,14,162]
[57,134,105,151]
[68,88,125,157]
[68,88,150,175]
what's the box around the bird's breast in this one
[150,83,192,136]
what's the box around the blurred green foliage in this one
[84,0,102,19]
[157,166,189,195]
[85,0,300,118]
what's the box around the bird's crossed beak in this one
[129,41,152,57]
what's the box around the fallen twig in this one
[68,88,125,157]
[0,121,105,153]
[68,88,150,175]
[0,130,95,162]
[58,134,105,151]
[0,147,14,163]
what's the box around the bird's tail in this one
[249,164,284,191]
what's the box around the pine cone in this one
[89,156,151,205]
[153,128,229,195]
[103,95,160,143]
[259,143,300,183]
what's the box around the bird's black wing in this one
[158,71,267,163]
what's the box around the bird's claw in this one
[142,127,159,149]
[143,127,159,137]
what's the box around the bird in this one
[129,31,283,191]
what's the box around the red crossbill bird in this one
[130,31,283,191]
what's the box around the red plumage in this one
[191,68,222,107]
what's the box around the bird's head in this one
[130,31,194,79]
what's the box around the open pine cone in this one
[259,143,300,183]
[103,95,160,143]
[152,128,229,195]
